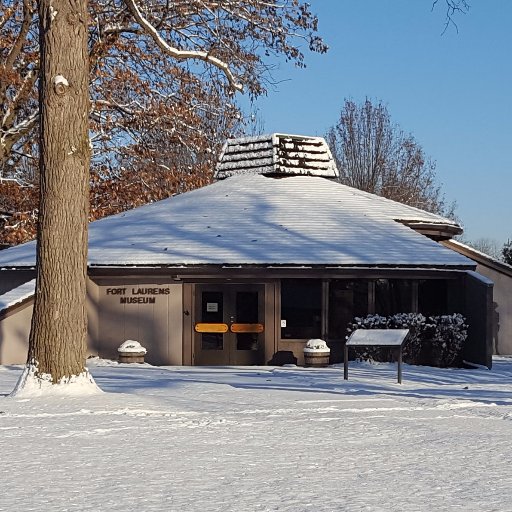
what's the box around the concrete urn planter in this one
[303,339,330,368]
[118,340,147,364]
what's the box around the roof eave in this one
[398,220,463,240]
[88,262,476,274]
[442,240,512,277]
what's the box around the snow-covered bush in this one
[422,314,468,367]
[346,313,425,363]
[346,313,467,367]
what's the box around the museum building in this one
[0,134,494,367]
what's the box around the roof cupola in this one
[215,133,339,180]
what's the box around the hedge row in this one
[346,313,468,367]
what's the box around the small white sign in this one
[206,302,219,313]
[281,319,287,328]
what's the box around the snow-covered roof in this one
[443,239,512,278]
[215,133,338,179]
[0,175,473,269]
[0,279,35,314]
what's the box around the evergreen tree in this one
[503,240,512,265]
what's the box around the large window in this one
[375,279,413,316]
[281,280,322,339]
[418,279,447,316]
[328,280,368,339]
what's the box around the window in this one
[375,279,413,316]
[328,280,368,339]
[235,291,259,350]
[200,291,223,350]
[418,280,447,316]
[281,280,322,339]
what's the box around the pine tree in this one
[503,240,512,265]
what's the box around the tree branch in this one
[0,3,16,30]
[122,0,244,91]
[432,0,470,34]
[1,110,39,148]
[5,0,35,70]
[2,66,38,129]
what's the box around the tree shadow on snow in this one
[88,359,512,408]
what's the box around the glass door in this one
[230,288,264,365]
[194,285,264,365]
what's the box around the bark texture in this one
[28,0,90,381]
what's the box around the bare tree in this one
[326,98,455,217]
[432,0,470,33]
[12,0,326,388]
[466,238,503,261]
[2,0,327,173]
[1,0,327,246]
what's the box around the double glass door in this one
[194,284,265,365]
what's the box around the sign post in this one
[344,329,410,384]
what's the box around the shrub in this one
[422,314,467,367]
[346,313,467,367]
[346,313,425,363]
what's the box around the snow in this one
[118,340,147,354]
[10,364,102,398]
[216,133,338,179]
[346,328,409,346]
[219,156,274,170]
[52,74,69,90]
[0,279,35,314]
[447,239,512,273]
[304,338,330,352]
[0,175,474,269]
[2,358,512,511]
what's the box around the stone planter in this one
[304,350,330,367]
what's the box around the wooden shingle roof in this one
[215,133,338,179]
[0,174,471,269]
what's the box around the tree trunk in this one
[29,0,90,382]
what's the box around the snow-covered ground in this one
[1,359,512,512]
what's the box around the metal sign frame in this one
[344,328,410,384]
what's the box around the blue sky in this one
[241,1,512,245]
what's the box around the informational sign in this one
[281,319,287,328]
[344,329,410,384]
[345,329,409,347]
[206,302,219,313]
